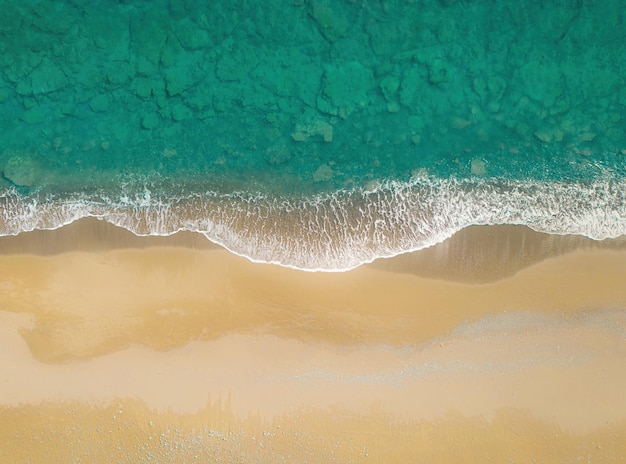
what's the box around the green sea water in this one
[1,0,625,269]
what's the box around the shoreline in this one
[1,217,625,282]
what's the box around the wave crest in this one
[1,176,625,271]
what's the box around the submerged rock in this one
[534,127,564,143]
[16,57,67,96]
[470,159,486,176]
[307,0,350,42]
[428,59,452,85]
[172,18,211,50]
[515,52,564,109]
[164,54,206,96]
[264,144,293,166]
[216,42,259,82]
[380,75,400,102]
[20,108,45,125]
[313,163,333,182]
[142,112,160,130]
[90,94,109,113]
[171,103,193,122]
[2,152,39,187]
[318,61,374,118]
[291,118,333,143]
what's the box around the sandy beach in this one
[1,218,625,462]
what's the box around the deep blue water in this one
[1,0,625,269]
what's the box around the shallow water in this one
[1,0,625,268]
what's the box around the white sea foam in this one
[1,175,625,271]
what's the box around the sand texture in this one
[0,220,625,462]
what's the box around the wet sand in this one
[0,219,625,462]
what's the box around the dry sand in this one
[0,219,625,463]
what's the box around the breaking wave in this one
[1,175,625,271]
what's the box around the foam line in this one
[1,175,625,271]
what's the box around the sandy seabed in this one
[0,219,625,463]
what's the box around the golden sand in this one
[0,219,625,462]
[2,401,625,464]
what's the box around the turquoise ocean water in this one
[0,0,625,270]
